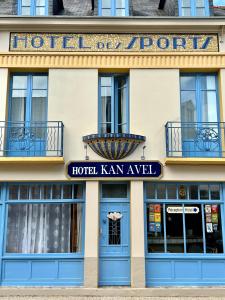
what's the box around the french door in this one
[180,73,221,157]
[7,74,48,156]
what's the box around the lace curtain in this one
[6,203,82,253]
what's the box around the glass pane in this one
[147,204,164,253]
[6,203,83,253]
[178,185,187,199]
[73,185,83,199]
[22,0,30,5]
[189,185,198,200]
[185,204,203,253]
[9,185,19,200]
[101,9,111,16]
[63,185,72,199]
[10,98,25,122]
[117,77,127,133]
[101,77,112,86]
[196,0,205,6]
[145,183,155,199]
[21,7,31,15]
[201,76,216,90]
[41,185,51,199]
[181,91,196,122]
[31,97,46,122]
[102,0,111,8]
[52,184,61,199]
[182,0,191,5]
[20,185,29,200]
[35,7,46,15]
[12,76,27,90]
[200,184,209,200]
[204,204,223,253]
[116,0,125,8]
[210,185,220,200]
[33,76,48,89]
[108,216,121,245]
[166,205,184,253]
[196,8,206,16]
[31,185,41,199]
[116,9,126,16]
[12,89,26,98]
[167,184,177,199]
[157,184,166,199]
[181,8,191,15]
[102,184,127,198]
[36,0,45,5]
[32,90,47,98]
[201,91,218,122]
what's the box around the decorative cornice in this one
[1,52,225,69]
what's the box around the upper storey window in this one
[98,0,129,16]
[179,0,210,16]
[18,0,48,16]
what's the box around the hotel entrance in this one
[99,183,130,286]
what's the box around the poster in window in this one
[213,224,218,232]
[149,204,154,212]
[155,222,161,232]
[206,213,212,223]
[205,205,211,213]
[212,213,218,224]
[211,205,218,213]
[154,212,161,223]
[149,213,155,222]
[206,223,213,233]
[154,204,161,213]
[149,222,156,232]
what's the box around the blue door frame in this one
[7,73,48,157]
[180,73,221,158]
[99,183,130,286]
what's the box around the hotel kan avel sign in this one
[67,161,162,178]
[10,33,218,52]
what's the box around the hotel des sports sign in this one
[10,33,218,52]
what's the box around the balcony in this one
[0,121,64,164]
[165,122,225,165]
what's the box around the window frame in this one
[18,0,48,16]
[98,74,130,134]
[178,0,210,16]
[98,0,129,16]
[3,183,85,258]
[144,182,225,258]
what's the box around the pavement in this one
[1,288,225,299]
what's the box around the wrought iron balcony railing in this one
[165,122,224,158]
[0,121,64,157]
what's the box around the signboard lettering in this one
[10,33,218,52]
[67,161,162,178]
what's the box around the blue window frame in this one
[145,182,224,255]
[98,0,129,16]
[7,73,48,157]
[178,0,210,16]
[98,74,129,134]
[18,0,48,16]
[0,183,85,286]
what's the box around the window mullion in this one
[182,204,187,253]
[201,203,206,253]
[112,76,116,133]
[163,204,167,253]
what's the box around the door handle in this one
[100,227,103,235]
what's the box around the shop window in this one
[6,184,84,254]
[18,0,48,16]
[99,75,129,134]
[178,0,210,16]
[98,0,129,16]
[145,183,223,254]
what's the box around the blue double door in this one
[99,183,130,286]
[7,74,48,156]
[180,73,221,157]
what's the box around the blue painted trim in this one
[18,0,48,16]
[98,0,129,16]
[178,0,209,16]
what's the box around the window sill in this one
[165,157,225,165]
[0,157,64,164]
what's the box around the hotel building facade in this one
[0,0,225,288]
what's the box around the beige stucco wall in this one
[0,32,10,52]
